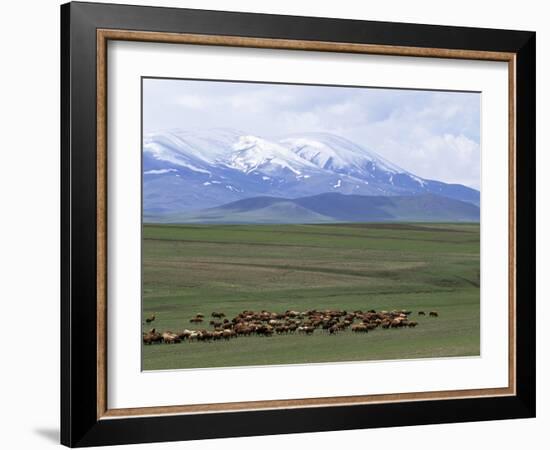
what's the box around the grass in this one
[142,222,480,370]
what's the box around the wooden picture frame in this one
[61,1,535,447]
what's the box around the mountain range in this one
[143,129,480,223]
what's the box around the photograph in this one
[141,78,481,370]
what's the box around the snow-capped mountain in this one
[143,128,479,219]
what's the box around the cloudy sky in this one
[143,78,480,189]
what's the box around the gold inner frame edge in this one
[96,29,517,420]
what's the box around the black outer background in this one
[61,1,536,447]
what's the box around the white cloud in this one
[175,95,207,109]
[420,134,480,188]
[326,101,355,115]
[279,111,322,133]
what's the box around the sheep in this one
[188,331,201,342]
[197,331,213,342]
[142,328,162,344]
[390,319,403,328]
[212,331,224,341]
[256,325,274,337]
[177,329,193,340]
[429,311,439,317]
[144,313,156,324]
[297,326,314,335]
[351,324,368,333]
[162,331,181,344]
[222,329,235,340]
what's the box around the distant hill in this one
[158,192,480,224]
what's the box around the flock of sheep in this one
[142,308,439,345]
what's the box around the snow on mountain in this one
[278,132,436,194]
[143,128,242,168]
[143,128,405,183]
[144,168,178,175]
[142,128,480,219]
[227,135,318,176]
[279,132,403,175]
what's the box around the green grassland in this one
[142,222,480,370]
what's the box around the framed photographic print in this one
[61,1,536,447]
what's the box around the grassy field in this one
[142,222,480,370]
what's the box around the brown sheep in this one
[144,313,156,324]
[162,331,181,344]
[222,329,235,340]
[187,331,202,342]
[177,329,193,340]
[418,311,426,316]
[429,311,439,317]
[390,319,402,328]
[197,331,213,342]
[257,325,274,337]
[190,317,203,323]
[211,312,225,318]
[212,331,223,340]
[297,326,314,335]
[142,328,162,344]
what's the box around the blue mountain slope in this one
[162,193,480,224]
